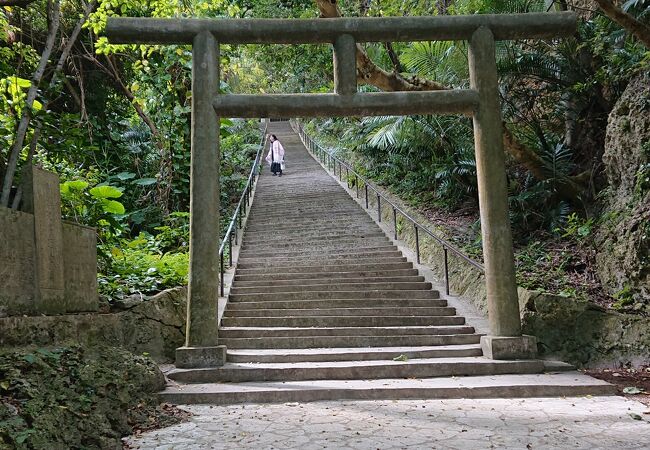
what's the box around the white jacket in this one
[265,140,285,165]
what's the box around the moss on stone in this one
[0,345,178,449]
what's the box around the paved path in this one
[125,396,649,449]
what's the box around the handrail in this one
[218,121,269,296]
[290,119,484,296]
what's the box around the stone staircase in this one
[161,122,613,404]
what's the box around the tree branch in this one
[595,0,650,48]
[384,42,404,73]
[105,55,164,150]
[0,0,38,7]
[1,0,60,207]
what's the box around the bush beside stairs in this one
[161,122,613,404]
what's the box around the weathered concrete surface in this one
[213,91,478,118]
[522,292,650,368]
[0,207,36,316]
[469,27,523,342]
[21,165,66,314]
[0,287,186,362]
[124,396,647,449]
[62,222,98,312]
[105,12,577,45]
[186,31,220,350]
[333,34,356,95]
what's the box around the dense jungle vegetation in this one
[1,0,648,311]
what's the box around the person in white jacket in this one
[265,134,285,176]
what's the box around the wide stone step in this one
[237,249,401,262]
[244,222,381,241]
[228,290,440,302]
[220,333,480,349]
[221,315,466,328]
[248,211,365,225]
[225,345,483,363]
[225,305,453,317]
[226,298,445,310]
[167,357,544,383]
[235,262,413,275]
[245,222,377,234]
[229,281,433,295]
[233,275,425,287]
[158,372,616,404]
[234,268,420,282]
[243,229,384,244]
[241,237,390,251]
[248,209,361,220]
[219,325,474,338]
[237,256,408,269]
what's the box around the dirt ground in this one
[585,366,650,407]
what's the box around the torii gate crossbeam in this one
[106,12,576,369]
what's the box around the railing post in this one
[414,224,420,264]
[377,193,381,222]
[228,234,233,267]
[178,30,225,368]
[365,184,369,209]
[443,247,450,296]
[469,26,535,359]
[355,174,359,198]
[393,207,398,240]
[220,252,224,297]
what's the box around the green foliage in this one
[560,213,594,242]
[60,179,126,242]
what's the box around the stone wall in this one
[0,287,186,362]
[521,291,650,368]
[0,165,98,317]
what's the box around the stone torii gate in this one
[106,12,576,368]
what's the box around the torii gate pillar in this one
[469,27,536,358]
[175,30,226,368]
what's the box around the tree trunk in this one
[1,0,61,207]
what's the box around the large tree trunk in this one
[1,0,61,207]
[314,0,585,200]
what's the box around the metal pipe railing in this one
[218,121,269,297]
[290,119,484,296]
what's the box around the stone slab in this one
[22,165,65,314]
[0,207,36,316]
[481,334,537,360]
[62,222,98,312]
[176,345,227,368]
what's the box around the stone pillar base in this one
[175,345,227,368]
[481,335,537,360]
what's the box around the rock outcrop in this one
[595,72,650,310]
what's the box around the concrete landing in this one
[124,396,649,449]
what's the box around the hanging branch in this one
[313,0,586,200]
[594,0,650,48]
[104,54,164,151]
[1,0,61,207]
